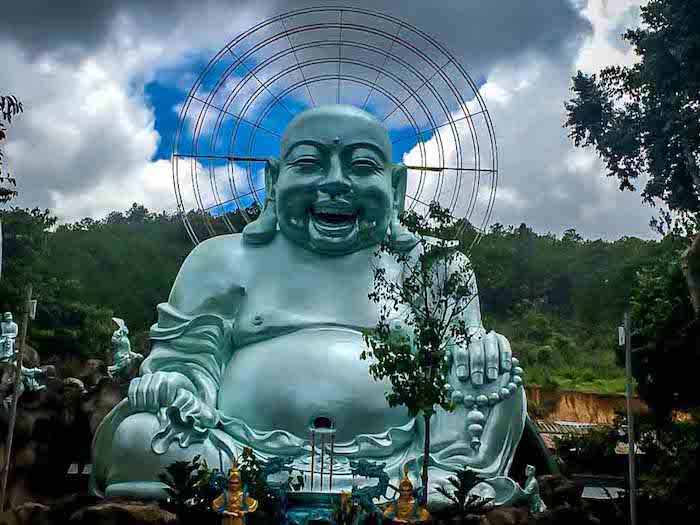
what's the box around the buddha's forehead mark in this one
[280,105,392,159]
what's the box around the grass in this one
[485,309,629,395]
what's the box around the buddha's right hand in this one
[128,371,197,413]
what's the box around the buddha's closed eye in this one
[351,159,381,174]
[290,156,322,171]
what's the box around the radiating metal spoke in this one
[392,110,486,145]
[406,194,433,208]
[380,59,451,123]
[225,45,296,118]
[175,154,492,174]
[281,17,316,108]
[175,154,268,162]
[362,22,402,110]
[337,10,343,104]
[190,96,282,138]
[203,188,264,212]
[405,165,495,173]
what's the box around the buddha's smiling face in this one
[274,106,395,255]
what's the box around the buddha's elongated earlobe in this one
[243,159,280,244]
[389,164,419,251]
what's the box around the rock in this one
[81,379,122,435]
[537,475,581,508]
[0,502,50,525]
[63,378,87,395]
[69,501,177,525]
[39,366,56,379]
[484,506,529,525]
[79,360,106,389]
[532,506,600,525]
[20,346,40,369]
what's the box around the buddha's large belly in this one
[218,328,411,443]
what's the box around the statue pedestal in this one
[286,493,340,525]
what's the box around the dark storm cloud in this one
[1,0,591,75]
[0,0,254,58]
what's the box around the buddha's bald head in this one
[280,105,392,161]
[243,104,416,254]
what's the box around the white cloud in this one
[576,0,647,73]
[50,159,174,222]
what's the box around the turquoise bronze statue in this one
[3,365,46,407]
[90,105,527,504]
[107,318,143,381]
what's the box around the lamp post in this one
[619,312,637,525]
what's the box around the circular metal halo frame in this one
[172,6,498,248]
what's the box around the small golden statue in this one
[383,466,432,524]
[212,459,258,525]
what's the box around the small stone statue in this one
[0,312,19,363]
[383,467,431,524]
[523,465,546,514]
[107,318,143,380]
[3,365,46,407]
[212,459,258,525]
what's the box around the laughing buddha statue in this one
[91,105,527,505]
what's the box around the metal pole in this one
[320,434,325,491]
[310,430,315,492]
[0,283,32,512]
[624,311,637,525]
[0,219,3,280]
[329,433,334,491]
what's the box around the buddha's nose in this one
[319,157,351,197]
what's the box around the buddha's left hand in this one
[450,330,513,386]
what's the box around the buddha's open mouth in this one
[310,203,358,233]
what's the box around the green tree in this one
[362,201,477,503]
[564,0,700,311]
[628,235,700,416]
[0,95,23,203]
[0,207,56,310]
[564,0,700,411]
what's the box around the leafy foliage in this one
[363,200,477,500]
[159,455,205,519]
[434,467,492,516]
[0,94,23,203]
[635,413,700,520]
[629,234,700,416]
[553,412,700,524]
[363,201,475,416]
[553,415,624,476]
[564,0,700,218]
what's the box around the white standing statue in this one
[107,318,143,381]
[0,312,19,384]
[0,312,18,362]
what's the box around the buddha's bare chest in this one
[231,247,402,345]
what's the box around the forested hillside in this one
[1,204,670,394]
